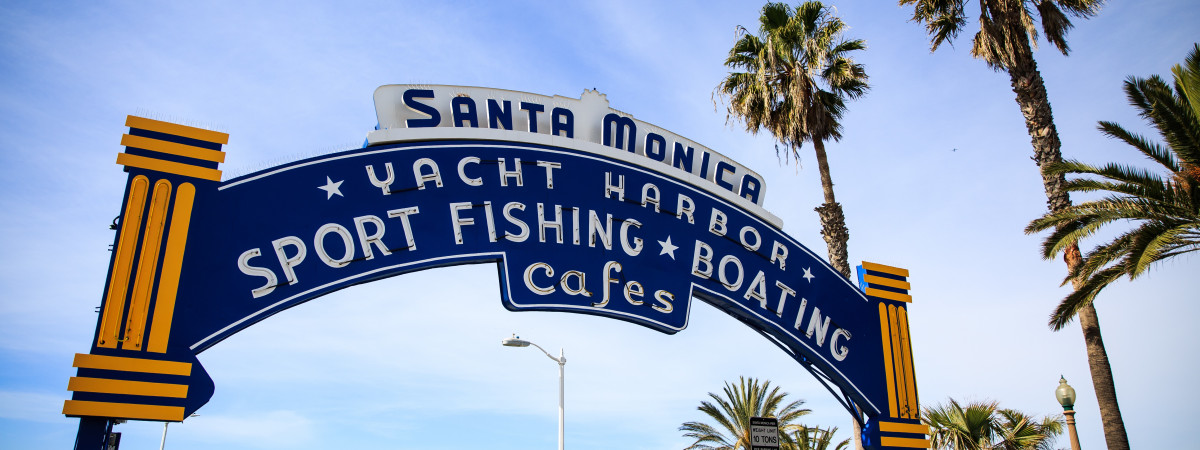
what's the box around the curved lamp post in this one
[502,334,565,450]
[1055,376,1081,450]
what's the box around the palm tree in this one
[992,408,1065,450]
[717,1,868,278]
[680,377,811,450]
[1027,44,1200,329]
[794,425,850,450]
[923,399,1063,450]
[924,400,997,450]
[894,1,1125,448]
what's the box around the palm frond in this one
[1028,213,1104,260]
[1050,263,1125,329]
[970,12,1009,70]
[900,0,967,52]
[1096,121,1181,172]
[1131,76,1200,161]
[1046,159,1173,198]
[1051,0,1103,17]
[1035,1,1072,55]
[1126,220,1200,278]
[1067,232,1132,283]
[1173,45,1200,149]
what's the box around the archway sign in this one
[64,86,929,449]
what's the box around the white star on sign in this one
[658,236,678,260]
[318,176,344,199]
[802,267,815,283]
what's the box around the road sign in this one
[750,416,779,450]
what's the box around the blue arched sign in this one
[65,86,930,449]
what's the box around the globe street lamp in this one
[1055,376,1081,450]
[502,334,566,450]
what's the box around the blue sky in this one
[1,1,1198,449]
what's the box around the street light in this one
[1055,376,1081,450]
[502,334,566,450]
[159,413,198,450]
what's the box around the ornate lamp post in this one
[1055,376,1082,450]
[502,334,566,450]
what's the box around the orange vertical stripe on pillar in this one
[147,183,194,353]
[122,179,172,350]
[879,302,898,418]
[888,304,909,419]
[897,306,918,416]
[98,176,149,348]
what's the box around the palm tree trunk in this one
[1007,49,1131,450]
[851,420,864,450]
[1066,244,1130,450]
[811,139,851,278]
[811,138,861,449]
[1075,300,1128,449]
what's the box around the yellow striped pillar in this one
[65,116,225,424]
[859,262,930,450]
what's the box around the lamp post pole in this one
[1063,410,1081,450]
[1056,376,1082,450]
[159,414,196,450]
[502,334,566,450]
[556,347,564,450]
